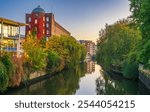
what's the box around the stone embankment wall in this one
[139,65,150,90]
[29,71,46,80]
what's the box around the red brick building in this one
[26,5,71,39]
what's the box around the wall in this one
[26,13,45,39]
[26,12,71,38]
[29,71,46,80]
[139,65,150,90]
[139,72,150,90]
[54,22,71,37]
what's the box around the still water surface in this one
[6,61,150,95]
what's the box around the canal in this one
[5,60,150,95]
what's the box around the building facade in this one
[79,40,96,59]
[26,6,71,39]
[0,17,26,56]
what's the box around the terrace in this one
[0,17,26,56]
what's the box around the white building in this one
[0,17,26,56]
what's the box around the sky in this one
[0,0,131,42]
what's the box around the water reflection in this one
[96,69,145,95]
[6,63,86,95]
[5,60,150,95]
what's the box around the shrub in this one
[1,55,15,76]
[0,61,9,92]
[46,51,64,72]
[123,62,139,80]
[9,56,24,87]
[23,34,47,71]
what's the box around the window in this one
[43,17,45,21]
[47,30,49,34]
[46,17,49,22]
[35,19,37,24]
[28,17,31,22]
[46,23,49,28]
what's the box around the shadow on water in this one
[5,63,86,95]
[96,69,150,95]
[4,60,150,95]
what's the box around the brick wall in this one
[26,12,71,39]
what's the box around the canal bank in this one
[139,65,150,91]
[3,61,150,95]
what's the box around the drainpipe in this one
[17,25,21,57]
[0,20,4,56]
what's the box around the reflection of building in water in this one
[85,61,95,73]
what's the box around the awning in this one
[0,17,27,26]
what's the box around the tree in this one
[0,61,8,92]
[46,35,86,69]
[23,34,47,71]
[96,19,141,79]
[129,0,150,69]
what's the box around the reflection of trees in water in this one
[7,63,86,95]
[96,70,139,95]
[96,77,105,95]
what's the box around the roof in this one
[32,5,45,13]
[0,17,26,26]
[55,21,71,35]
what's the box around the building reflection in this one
[85,60,95,73]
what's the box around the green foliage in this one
[123,62,139,80]
[0,34,86,91]
[46,51,63,72]
[0,55,15,76]
[46,35,86,69]
[0,61,9,92]
[23,34,47,71]
[96,19,141,71]
[23,34,86,73]
[129,0,150,69]
[138,39,150,69]
[130,0,150,39]
[96,19,141,79]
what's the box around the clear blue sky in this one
[0,0,131,42]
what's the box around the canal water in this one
[6,60,150,95]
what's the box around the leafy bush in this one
[46,35,86,69]
[46,51,64,72]
[23,34,47,71]
[9,56,24,87]
[97,19,141,70]
[1,55,15,76]
[138,39,150,69]
[129,0,150,70]
[123,62,139,80]
[0,61,9,92]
